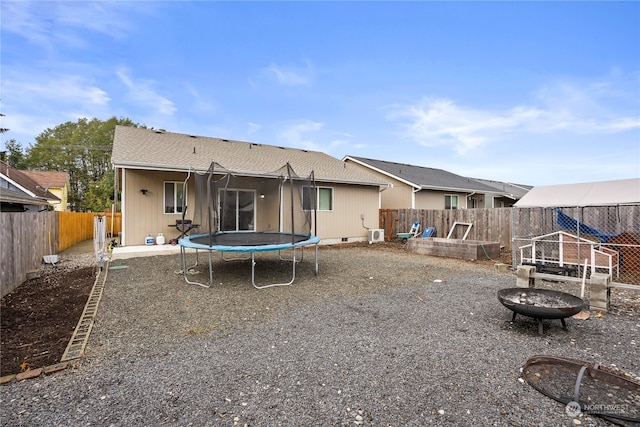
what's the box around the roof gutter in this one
[113,161,389,187]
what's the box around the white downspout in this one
[412,186,421,209]
[465,191,476,209]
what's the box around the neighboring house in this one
[111,126,391,246]
[471,178,532,208]
[21,170,70,211]
[0,161,60,212]
[343,156,528,209]
[0,187,50,212]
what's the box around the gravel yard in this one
[1,243,638,426]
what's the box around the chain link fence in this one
[511,205,640,286]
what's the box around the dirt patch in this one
[1,267,95,377]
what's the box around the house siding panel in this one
[123,170,195,245]
[122,171,381,245]
[381,176,414,209]
[346,160,411,210]
[415,191,468,210]
[313,183,380,242]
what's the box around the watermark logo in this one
[565,401,581,417]
[565,401,629,418]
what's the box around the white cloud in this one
[389,74,640,154]
[264,62,313,86]
[116,69,176,116]
[183,83,217,115]
[16,75,110,106]
[278,120,325,150]
[390,98,532,154]
[1,1,145,49]
[246,122,262,134]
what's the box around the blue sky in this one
[1,1,639,186]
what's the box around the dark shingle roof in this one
[0,161,60,201]
[345,156,500,193]
[470,178,532,199]
[0,187,50,206]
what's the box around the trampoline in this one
[178,161,320,289]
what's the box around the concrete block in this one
[590,273,611,312]
[407,238,500,260]
[494,263,508,273]
[26,270,40,280]
[516,265,536,288]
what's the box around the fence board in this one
[395,208,513,250]
[1,211,56,297]
[1,211,122,297]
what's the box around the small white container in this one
[145,234,155,245]
[156,233,165,245]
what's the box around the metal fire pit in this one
[498,288,585,335]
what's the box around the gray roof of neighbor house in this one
[471,178,532,200]
[515,178,640,207]
[344,156,504,194]
[112,126,390,187]
[0,187,50,207]
[0,161,60,202]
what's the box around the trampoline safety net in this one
[186,161,316,246]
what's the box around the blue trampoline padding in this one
[179,232,320,253]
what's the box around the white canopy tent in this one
[514,178,640,208]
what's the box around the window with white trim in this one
[164,181,185,214]
[445,194,458,210]
[303,186,333,211]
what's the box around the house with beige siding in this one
[111,126,390,246]
[342,156,530,209]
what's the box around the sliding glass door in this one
[220,189,255,231]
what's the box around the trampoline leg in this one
[251,249,297,289]
[181,246,213,288]
[278,247,304,262]
[561,318,567,330]
[314,243,318,275]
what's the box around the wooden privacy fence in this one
[0,211,122,298]
[58,212,121,251]
[1,211,57,298]
[390,208,513,251]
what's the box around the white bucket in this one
[43,254,59,264]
